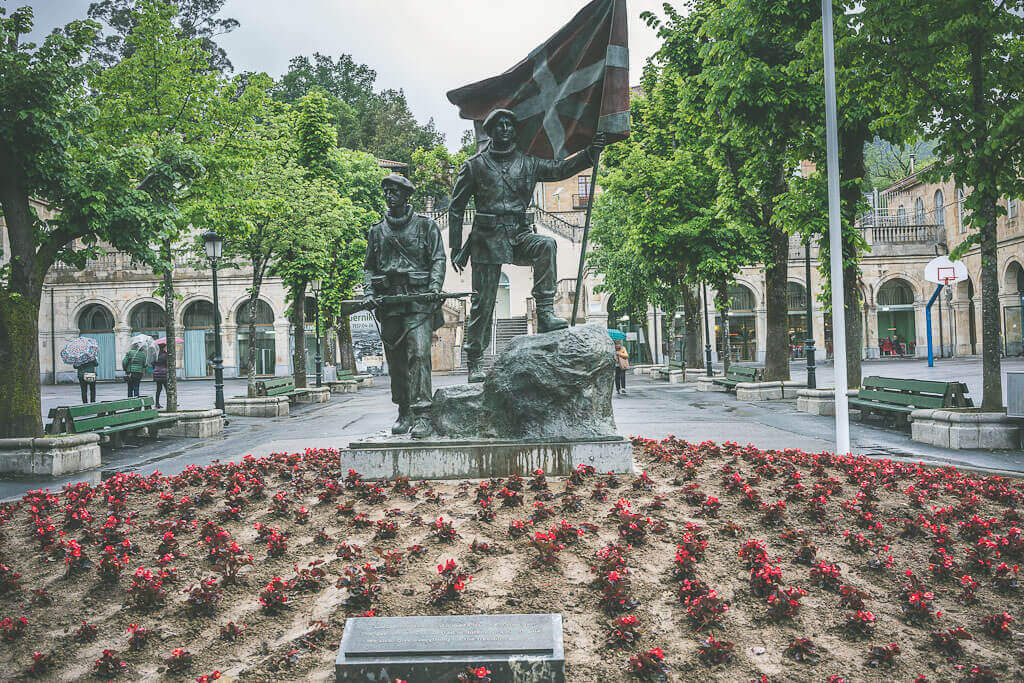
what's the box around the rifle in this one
[339,292,474,317]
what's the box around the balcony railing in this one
[572,193,590,210]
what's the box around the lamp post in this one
[203,230,225,412]
[702,282,713,376]
[311,279,323,387]
[804,238,817,389]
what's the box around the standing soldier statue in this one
[448,108,606,383]
[362,174,446,439]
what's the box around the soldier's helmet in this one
[482,108,518,136]
[381,173,416,195]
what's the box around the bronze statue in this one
[362,174,446,438]
[448,108,605,382]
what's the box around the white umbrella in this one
[130,334,159,364]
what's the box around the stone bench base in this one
[796,389,858,415]
[342,437,635,480]
[0,434,101,476]
[911,409,1020,450]
[295,386,331,403]
[632,365,656,376]
[161,410,224,437]
[355,374,373,388]
[224,396,289,417]
[696,376,728,392]
[735,381,805,401]
[328,380,358,394]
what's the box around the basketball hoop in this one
[925,256,968,286]
[936,266,956,287]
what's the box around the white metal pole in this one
[822,0,850,454]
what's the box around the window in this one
[1009,197,1018,220]
[896,205,907,226]
[933,189,945,228]
[129,302,164,331]
[183,301,215,328]
[727,285,756,311]
[914,198,925,225]
[78,304,114,332]
[236,299,274,325]
[958,188,967,233]
[578,175,591,197]
[877,279,915,306]
[786,282,807,311]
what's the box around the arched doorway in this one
[607,295,651,364]
[78,304,116,379]
[715,285,757,361]
[495,273,511,319]
[236,300,276,376]
[182,301,216,377]
[877,279,916,356]
[787,282,808,359]
[129,302,165,339]
[1004,262,1024,356]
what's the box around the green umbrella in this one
[607,329,627,341]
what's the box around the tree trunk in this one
[0,162,44,437]
[337,316,356,372]
[715,288,731,374]
[843,264,863,389]
[682,285,701,369]
[291,281,308,388]
[978,193,1003,410]
[839,131,868,388]
[247,295,258,397]
[0,290,44,437]
[161,239,178,412]
[636,307,653,365]
[763,223,790,381]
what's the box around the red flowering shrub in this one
[697,634,734,666]
[0,564,21,594]
[184,578,222,616]
[25,651,55,676]
[292,560,328,592]
[627,647,670,679]
[865,643,900,668]
[219,622,245,641]
[930,627,972,660]
[596,569,638,614]
[428,559,471,605]
[749,563,782,597]
[164,648,193,672]
[605,614,642,648]
[529,532,566,567]
[684,589,729,631]
[760,500,787,526]
[126,624,153,651]
[529,468,548,491]
[74,620,98,642]
[93,649,127,677]
[456,666,492,682]
[765,586,805,621]
[258,577,291,614]
[335,542,362,561]
[434,517,457,542]
[842,610,876,639]
[126,568,166,610]
[838,585,869,610]
[981,612,1013,639]
[783,637,819,663]
[1,616,27,642]
[809,561,843,591]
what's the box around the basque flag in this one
[447,0,630,161]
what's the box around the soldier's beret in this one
[482,108,517,135]
[381,173,416,194]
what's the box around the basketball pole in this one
[822,0,850,455]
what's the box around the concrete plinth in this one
[0,434,101,476]
[911,409,1020,450]
[796,389,858,416]
[354,374,374,388]
[328,380,358,394]
[296,386,331,403]
[736,381,805,402]
[632,365,655,376]
[685,369,706,382]
[696,376,727,392]
[161,410,224,438]
[341,437,635,480]
[224,396,289,417]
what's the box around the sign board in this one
[924,255,968,285]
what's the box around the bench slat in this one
[74,408,160,433]
[66,397,153,418]
[862,376,955,395]
[855,389,945,408]
[98,416,178,435]
[848,398,914,413]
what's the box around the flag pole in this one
[821,0,850,454]
[571,149,602,326]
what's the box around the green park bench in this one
[848,376,973,426]
[46,397,178,448]
[254,376,307,402]
[711,365,763,391]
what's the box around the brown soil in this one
[0,440,1022,682]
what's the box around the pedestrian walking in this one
[152,341,168,409]
[122,346,148,398]
[76,359,98,403]
[614,341,629,395]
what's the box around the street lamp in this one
[310,278,323,387]
[702,282,713,376]
[804,238,817,389]
[203,230,225,412]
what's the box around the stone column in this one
[221,321,238,379]
[274,319,291,376]
[913,302,927,358]
[863,304,879,359]
[755,306,767,364]
[114,323,131,379]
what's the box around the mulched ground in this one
[1,439,1022,682]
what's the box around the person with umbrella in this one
[61,337,100,404]
[152,340,168,409]
[614,340,629,396]
[122,338,151,398]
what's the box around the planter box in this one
[696,376,727,392]
[796,389,858,416]
[328,380,358,394]
[911,409,1020,450]
[224,396,289,417]
[736,381,805,402]
[161,410,224,438]
[295,386,331,404]
[0,434,101,476]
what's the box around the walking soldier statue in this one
[448,108,606,383]
[362,174,446,439]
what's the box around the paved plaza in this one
[6,355,1021,501]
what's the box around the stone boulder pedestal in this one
[341,324,633,479]
[0,434,101,476]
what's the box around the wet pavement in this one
[6,357,1023,500]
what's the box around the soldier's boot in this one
[392,406,413,435]
[410,413,432,440]
[536,299,569,333]
[467,358,486,384]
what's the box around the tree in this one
[410,145,455,211]
[0,6,193,436]
[90,0,267,411]
[861,0,1024,410]
[87,0,239,72]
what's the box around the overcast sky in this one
[26,0,669,148]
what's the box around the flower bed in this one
[0,441,1022,680]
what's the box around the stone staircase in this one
[454,316,529,372]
